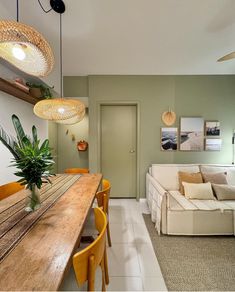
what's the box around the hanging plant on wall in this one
[0,115,54,211]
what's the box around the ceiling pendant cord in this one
[37,0,52,13]
[16,0,19,22]
[60,13,63,98]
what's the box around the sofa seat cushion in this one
[151,164,200,190]
[200,165,235,185]
[168,191,235,211]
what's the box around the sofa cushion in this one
[168,191,235,211]
[212,184,235,200]
[179,171,203,194]
[202,172,228,185]
[182,182,215,200]
[200,165,235,185]
[151,164,200,190]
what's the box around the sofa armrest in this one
[147,173,168,197]
[146,173,168,234]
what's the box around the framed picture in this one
[161,127,178,151]
[180,117,204,151]
[205,121,220,136]
[205,138,222,151]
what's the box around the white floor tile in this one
[109,223,135,243]
[142,276,167,291]
[109,206,132,224]
[107,243,141,277]
[136,243,163,277]
[130,210,145,224]
[107,276,143,291]
[133,223,151,244]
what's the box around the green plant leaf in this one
[0,125,19,159]
[32,126,37,143]
[12,115,26,147]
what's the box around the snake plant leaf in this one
[40,139,49,151]
[32,125,38,144]
[0,125,19,159]
[22,136,31,147]
[12,114,26,147]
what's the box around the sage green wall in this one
[57,111,89,173]
[88,75,235,198]
[173,76,235,164]
[64,76,88,97]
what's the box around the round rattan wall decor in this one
[162,109,176,126]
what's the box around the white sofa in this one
[146,164,235,236]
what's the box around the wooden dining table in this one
[0,173,102,291]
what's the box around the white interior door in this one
[101,105,137,198]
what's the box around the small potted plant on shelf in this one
[0,115,54,212]
[26,82,53,99]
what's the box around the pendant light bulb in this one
[12,45,26,60]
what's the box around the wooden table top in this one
[0,173,102,291]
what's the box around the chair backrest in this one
[96,179,111,214]
[0,182,24,201]
[73,207,107,286]
[64,168,89,174]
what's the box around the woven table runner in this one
[0,174,81,262]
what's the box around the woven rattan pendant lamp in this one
[34,4,85,124]
[0,1,54,77]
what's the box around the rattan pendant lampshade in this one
[0,20,54,77]
[33,98,85,121]
[56,106,86,124]
[33,5,85,124]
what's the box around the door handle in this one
[129,149,135,153]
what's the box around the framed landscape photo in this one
[161,127,178,151]
[205,138,222,151]
[180,117,204,151]
[205,121,220,136]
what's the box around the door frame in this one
[97,101,140,200]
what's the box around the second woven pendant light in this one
[34,3,85,124]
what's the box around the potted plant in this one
[0,115,54,211]
[26,82,53,99]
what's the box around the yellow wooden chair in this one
[73,207,109,291]
[64,168,89,174]
[0,181,24,201]
[96,179,112,247]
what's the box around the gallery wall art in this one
[180,117,204,151]
[161,127,178,151]
[205,121,220,136]
[205,138,222,151]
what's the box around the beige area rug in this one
[143,214,235,291]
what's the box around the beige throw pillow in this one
[212,184,235,200]
[202,172,227,185]
[178,171,203,195]
[182,182,215,200]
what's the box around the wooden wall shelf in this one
[0,77,39,105]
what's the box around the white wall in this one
[0,0,56,184]
[0,91,47,184]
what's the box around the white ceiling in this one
[2,0,235,76]
[62,0,235,75]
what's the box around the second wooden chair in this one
[73,207,109,291]
[96,179,112,247]
[64,168,89,174]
